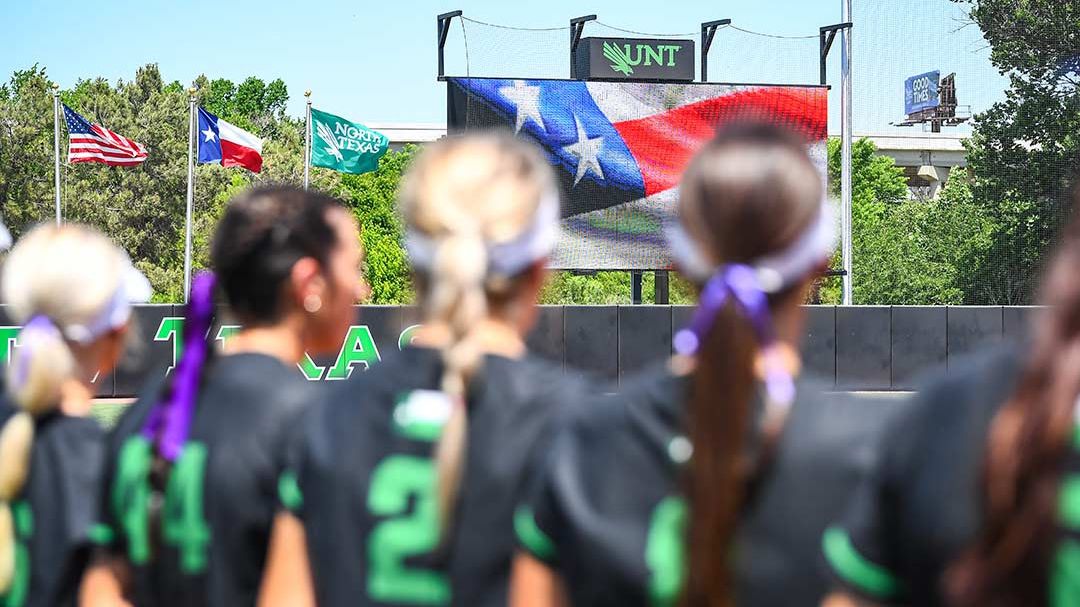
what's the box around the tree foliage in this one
[950,0,1080,303]
[0,64,415,303]
[819,138,995,305]
[0,60,1036,307]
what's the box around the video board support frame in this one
[700,19,732,82]
[437,10,463,79]
[569,15,598,79]
[818,22,852,86]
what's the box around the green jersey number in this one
[646,496,688,607]
[366,455,449,605]
[1,501,32,607]
[113,437,212,573]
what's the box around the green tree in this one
[949,0,1080,303]
[820,138,995,304]
[0,64,418,303]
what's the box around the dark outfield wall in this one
[0,305,1037,398]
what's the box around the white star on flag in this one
[202,127,217,143]
[498,80,545,134]
[563,116,605,186]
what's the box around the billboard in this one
[905,70,941,116]
[447,78,828,269]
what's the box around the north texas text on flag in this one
[447,78,828,270]
[197,108,264,173]
[63,105,148,166]
[310,108,389,175]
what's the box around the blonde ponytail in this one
[400,132,559,537]
[0,224,131,593]
[0,413,33,593]
[430,233,489,529]
[0,317,76,594]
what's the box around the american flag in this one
[63,105,148,166]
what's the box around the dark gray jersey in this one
[521,367,905,607]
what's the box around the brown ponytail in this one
[681,303,758,606]
[948,219,1080,607]
[674,123,824,607]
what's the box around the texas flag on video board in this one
[446,78,828,269]
[197,107,264,173]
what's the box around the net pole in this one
[840,0,854,305]
[303,90,312,190]
[53,85,61,226]
[183,89,197,304]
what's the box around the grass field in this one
[91,400,132,429]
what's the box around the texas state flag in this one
[446,78,828,269]
[197,107,264,173]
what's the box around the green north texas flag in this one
[310,108,389,175]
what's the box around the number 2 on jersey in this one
[113,436,212,573]
[367,455,450,605]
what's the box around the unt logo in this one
[603,41,683,76]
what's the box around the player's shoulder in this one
[490,353,604,412]
[905,342,1023,437]
[865,343,1024,484]
[558,363,681,456]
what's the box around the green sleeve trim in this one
[823,526,902,599]
[278,470,303,512]
[514,507,556,562]
[1052,538,1080,607]
[11,501,32,537]
[88,523,115,546]
[1059,475,1080,530]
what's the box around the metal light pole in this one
[840,0,854,305]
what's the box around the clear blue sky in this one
[1,0,1007,134]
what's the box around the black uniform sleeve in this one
[514,442,564,568]
[88,379,161,555]
[823,395,923,603]
[88,412,134,554]
[275,397,322,521]
[514,393,611,569]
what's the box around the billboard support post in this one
[654,271,669,305]
[700,19,731,82]
[631,271,643,305]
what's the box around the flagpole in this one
[303,90,312,190]
[52,84,61,226]
[183,88,197,303]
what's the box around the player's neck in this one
[58,378,95,417]
[413,318,526,359]
[224,324,305,366]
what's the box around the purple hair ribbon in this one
[673,264,796,407]
[140,272,216,461]
[11,316,61,390]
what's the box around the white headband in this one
[63,258,153,344]
[666,200,837,293]
[406,190,561,277]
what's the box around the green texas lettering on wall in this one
[153,318,411,381]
